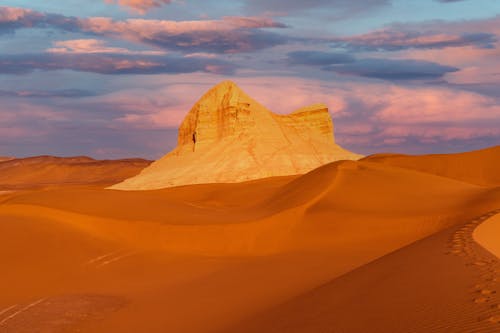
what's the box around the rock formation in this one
[111,81,362,190]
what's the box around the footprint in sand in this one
[474,297,490,304]
[477,289,496,296]
[483,276,498,283]
[473,261,489,267]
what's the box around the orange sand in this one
[0,146,499,332]
[474,213,500,258]
[0,156,151,190]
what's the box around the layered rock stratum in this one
[111,81,361,190]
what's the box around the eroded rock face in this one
[111,81,362,190]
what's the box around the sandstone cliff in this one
[111,81,361,190]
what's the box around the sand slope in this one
[364,145,500,186]
[224,209,500,333]
[0,147,499,332]
[0,156,151,190]
[474,213,500,258]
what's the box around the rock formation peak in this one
[110,81,362,190]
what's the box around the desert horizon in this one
[1,1,500,332]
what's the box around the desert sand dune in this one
[474,213,500,258]
[223,209,500,333]
[0,148,499,332]
[0,155,151,190]
[364,145,500,186]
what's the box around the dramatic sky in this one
[1,0,499,159]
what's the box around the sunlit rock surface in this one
[111,81,361,190]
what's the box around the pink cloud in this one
[1,74,499,157]
[104,0,173,14]
[373,86,500,123]
[338,124,375,135]
[391,45,500,85]
[362,16,500,85]
[97,75,499,150]
[0,127,34,139]
[0,6,287,54]
[334,30,495,51]
[390,15,500,36]
[74,15,288,53]
[47,39,166,55]
[0,101,67,141]
[380,126,500,141]
[0,6,33,21]
[78,15,285,36]
[383,137,406,145]
[335,84,500,145]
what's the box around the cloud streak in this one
[0,53,235,75]
[104,0,173,14]
[325,58,459,80]
[332,31,496,51]
[0,89,98,98]
[2,75,498,158]
[0,6,288,54]
[47,39,166,55]
[244,0,390,17]
[287,50,355,65]
[286,51,459,80]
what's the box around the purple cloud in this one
[0,89,98,98]
[244,0,390,16]
[285,50,459,81]
[324,58,459,80]
[331,31,496,51]
[0,6,288,54]
[0,53,235,75]
[104,0,173,14]
[0,7,78,34]
[287,51,355,65]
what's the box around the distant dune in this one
[0,156,14,162]
[0,147,499,332]
[363,145,500,186]
[0,155,151,190]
